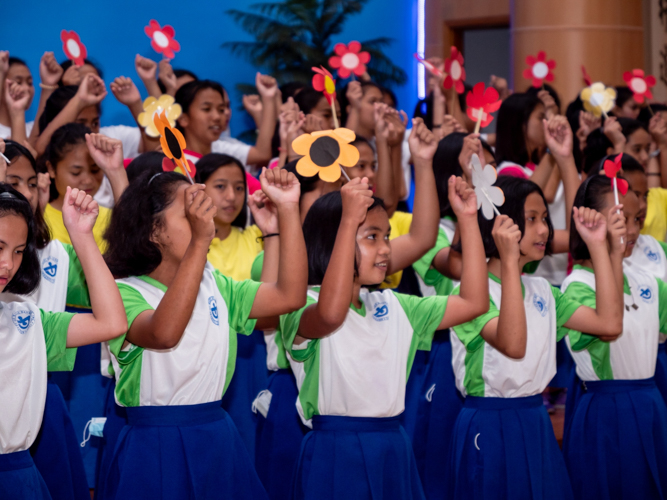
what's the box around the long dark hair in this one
[175,79,226,133]
[195,153,248,228]
[495,93,542,167]
[42,123,92,201]
[38,85,101,133]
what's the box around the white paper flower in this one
[470,154,504,220]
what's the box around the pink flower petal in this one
[329,56,342,69]
[349,41,361,53]
[358,52,370,64]
[334,43,347,56]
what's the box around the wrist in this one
[276,202,300,216]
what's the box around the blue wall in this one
[1,0,418,139]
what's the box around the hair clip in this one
[0,192,18,199]
[148,172,163,186]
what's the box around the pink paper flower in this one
[523,51,556,88]
[623,69,656,104]
[329,41,370,79]
[466,82,501,128]
[144,20,181,60]
[444,47,466,94]
[61,30,87,67]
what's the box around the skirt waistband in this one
[312,414,401,432]
[126,400,225,426]
[583,377,656,393]
[464,394,543,410]
[660,343,667,352]
[0,450,34,472]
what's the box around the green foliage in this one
[223,0,407,88]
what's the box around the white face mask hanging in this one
[80,417,107,447]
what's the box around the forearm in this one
[106,170,130,202]
[530,153,555,190]
[404,159,438,246]
[29,88,55,141]
[36,97,84,154]
[260,236,280,283]
[254,96,277,162]
[346,108,359,132]
[391,145,407,200]
[456,217,487,304]
[273,204,306,302]
[589,245,623,332]
[496,260,527,357]
[9,111,27,144]
[373,137,397,215]
[554,155,580,229]
[647,156,662,189]
[141,78,161,99]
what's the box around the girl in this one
[562,174,667,499]
[447,175,623,500]
[0,55,35,139]
[99,168,307,499]
[0,183,127,499]
[612,86,641,119]
[603,117,651,169]
[294,86,338,131]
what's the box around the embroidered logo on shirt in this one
[42,256,58,284]
[208,296,219,325]
[644,246,660,263]
[532,294,548,317]
[12,310,35,333]
[639,285,655,304]
[373,302,389,321]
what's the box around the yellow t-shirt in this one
[381,211,413,289]
[643,187,667,242]
[44,203,112,254]
[207,225,264,282]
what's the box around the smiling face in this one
[519,192,550,262]
[598,190,641,257]
[6,156,38,213]
[203,164,245,227]
[355,205,391,285]
[623,128,651,169]
[0,214,28,292]
[47,143,102,201]
[344,142,376,189]
[180,88,226,145]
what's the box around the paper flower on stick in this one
[61,30,87,67]
[329,42,370,79]
[413,53,443,77]
[292,128,359,183]
[444,47,466,93]
[523,51,556,88]
[581,66,592,86]
[153,110,195,183]
[138,95,182,137]
[312,66,336,105]
[144,20,181,59]
[623,69,656,104]
[466,82,501,129]
[603,153,628,196]
[470,154,504,220]
[580,83,616,118]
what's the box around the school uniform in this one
[100,264,267,500]
[44,203,112,253]
[561,266,667,500]
[280,287,448,500]
[447,274,579,500]
[0,300,76,500]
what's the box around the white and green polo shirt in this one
[109,264,260,407]
[561,265,667,381]
[413,218,455,298]
[0,300,75,453]
[451,274,581,398]
[625,234,667,282]
[280,287,448,427]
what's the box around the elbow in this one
[318,312,346,334]
[505,343,527,360]
[604,316,623,337]
[155,332,180,350]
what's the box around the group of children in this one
[1,44,667,500]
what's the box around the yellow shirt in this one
[207,225,264,282]
[381,211,413,289]
[44,203,112,254]
[643,188,667,242]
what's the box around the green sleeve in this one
[63,243,90,308]
[451,285,499,352]
[41,309,76,371]
[107,283,154,363]
[659,240,667,258]
[522,261,540,274]
[213,271,262,336]
[657,278,667,334]
[412,228,450,285]
[394,293,448,351]
[558,282,597,349]
[250,251,264,282]
[279,295,319,362]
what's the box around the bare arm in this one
[246,74,278,166]
[135,55,160,98]
[372,103,397,216]
[28,52,63,142]
[85,133,129,202]
[109,76,160,154]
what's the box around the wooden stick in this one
[648,103,656,117]
[613,176,624,245]
[481,187,501,217]
[331,99,339,129]
[473,111,483,134]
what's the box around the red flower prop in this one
[581,66,592,87]
[144,20,181,60]
[623,69,656,104]
[312,66,336,105]
[523,51,556,88]
[466,82,501,128]
[413,53,443,77]
[603,154,629,195]
[162,157,196,180]
[329,41,370,79]
[61,30,87,67]
[443,46,466,93]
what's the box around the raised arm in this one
[135,55,160,98]
[4,79,30,144]
[372,103,398,215]
[246,74,278,166]
[85,133,129,201]
[28,52,63,141]
[109,76,161,154]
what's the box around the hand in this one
[543,115,573,161]
[458,133,484,182]
[256,73,278,99]
[135,54,157,82]
[492,215,522,263]
[385,109,407,147]
[243,94,263,121]
[373,102,390,140]
[440,115,463,139]
[346,81,363,110]
[158,59,177,95]
[0,138,6,181]
[85,134,124,173]
[40,52,63,87]
[578,111,601,138]
[302,114,324,134]
[490,75,511,100]
[408,117,437,163]
[279,109,305,144]
[184,183,216,244]
[606,204,627,255]
[448,175,478,219]
[110,76,141,106]
[0,51,8,77]
[4,80,30,115]
[37,173,50,212]
[61,65,82,86]
[248,189,279,234]
[649,114,667,146]
[62,187,99,236]
[537,89,558,118]
[76,74,107,107]
[340,176,374,226]
[603,116,626,150]
[573,206,607,247]
[259,167,300,206]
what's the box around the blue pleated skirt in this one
[99,401,268,500]
[292,414,425,500]
[255,369,308,500]
[446,395,573,500]
[654,343,667,403]
[29,380,88,500]
[563,378,667,500]
[0,450,52,499]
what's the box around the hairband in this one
[148,172,163,186]
[0,192,19,200]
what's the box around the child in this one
[99,168,307,499]
[562,174,667,499]
[0,54,35,139]
[447,175,623,500]
[0,183,127,499]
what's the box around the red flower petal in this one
[617,178,629,196]
[443,75,453,90]
[633,93,645,104]
[334,43,347,57]
[163,25,175,38]
[623,71,632,84]
[545,73,554,82]
[537,51,546,61]
[646,89,654,100]
[329,56,342,69]
[338,66,351,79]
[312,74,324,91]
[547,59,556,69]
[455,80,464,94]
[646,75,656,87]
[353,64,366,76]
[523,68,532,80]
[358,51,370,64]
[526,55,536,66]
[348,41,361,53]
[532,78,542,88]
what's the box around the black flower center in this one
[310,136,340,167]
[164,128,183,160]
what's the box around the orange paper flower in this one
[61,30,87,67]
[292,128,359,183]
[153,110,195,182]
[312,66,336,106]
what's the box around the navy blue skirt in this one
[0,450,52,499]
[563,378,667,500]
[447,395,573,500]
[654,343,667,403]
[29,380,88,500]
[93,379,127,499]
[292,414,425,500]
[99,401,268,500]
[255,369,308,500]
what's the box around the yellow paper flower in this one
[292,128,360,183]
[138,95,182,137]
[580,82,616,117]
